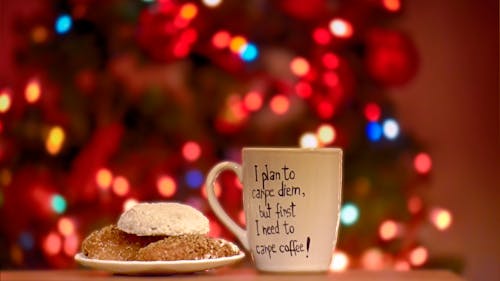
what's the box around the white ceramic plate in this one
[74,251,245,274]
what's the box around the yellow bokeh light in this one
[409,246,428,267]
[290,57,310,77]
[379,220,399,241]
[96,168,113,190]
[317,124,336,145]
[179,3,198,20]
[57,217,75,236]
[0,89,12,113]
[46,126,65,155]
[430,207,452,231]
[229,36,247,53]
[113,176,130,196]
[157,175,177,197]
[25,79,41,103]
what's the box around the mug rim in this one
[242,147,342,153]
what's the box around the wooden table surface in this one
[1,269,466,281]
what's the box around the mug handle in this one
[206,161,249,251]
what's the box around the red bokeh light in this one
[414,152,432,174]
[364,102,382,121]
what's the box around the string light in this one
[295,82,313,98]
[185,169,204,189]
[0,89,12,113]
[43,232,61,256]
[329,18,353,38]
[322,53,340,69]
[25,78,41,103]
[382,118,399,140]
[364,102,381,121]
[46,126,65,155]
[95,168,113,190]
[330,250,349,271]
[269,94,290,115]
[299,132,318,148]
[361,248,385,270]
[182,141,201,162]
[409,246,428,266]
[430,207,452,231]
[379,220,399,241]
[57,217,75,236]
[123,198,138,211]
[51,194,67,214]
[340,203,359,226]
[112,176,130,196]
[212,30,231,49]
[157,175,177,197]
[243,91,263,111]
[55,14,72,34]
[312,27,331,45]
[239,43,259,62]
[414,152,432,174]
[382,0,401,12]
[366,121,382,142]
[317,124,336,145]
[202,0,223,8]
[290,57,310,77]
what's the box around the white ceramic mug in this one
[206,147,342,272]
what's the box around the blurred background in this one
[0,1,498,281]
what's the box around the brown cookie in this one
[136,234,240,261]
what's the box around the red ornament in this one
[365,29,419,86]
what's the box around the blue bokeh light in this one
[55,14,72,34]
[366,121,382,142]
[185,169,204,189]
[240,43,259,62]
[19,232,34,250]
[340,203,359,226]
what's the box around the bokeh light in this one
[243,91,263,111]
[46,126,65,155]
[57,217,75,236]
[96,168,113,190]
[202,0,223,8]
[317,100,334,119]
[229,36,247,53]
[414,152,432,174]
[382,118,399,140]
[179,3,198,20]
[55,14,72,34]
[295,82,313,98]
[63,234,79,256]
[185,169,204,188]
[43,232,62,256]
[112,176,130,196]
[361,248,385,270]
[394,260,411,271]
[366,122,382,141]
[269,95,290,115]
[330,250,349,271]
[409,246,428,266]
[407,196,423,214]
[31,26,49,43]
[430,207,452,231]
[290,57,310,77]
[379,220,399,241]
[25,78,41,103]
[340,203,359,226]
[123,198,139,211]
[212,30,231,49]
[323,71,339,87]
[312,27,331,45]
[299,132,318,148]
[51,194,67,214]
[0,89,12,113]
[19,232,35,250]
[382,0,401,12]
[322,53,340,69]
[208,219,222,238]
[317,124,336,145]
[364,102,381,121]
[329,18,353,38]
[240,43,259,62]
[182,141,201,162]
[157,175,177,197]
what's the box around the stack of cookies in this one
[81,202,239,261]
